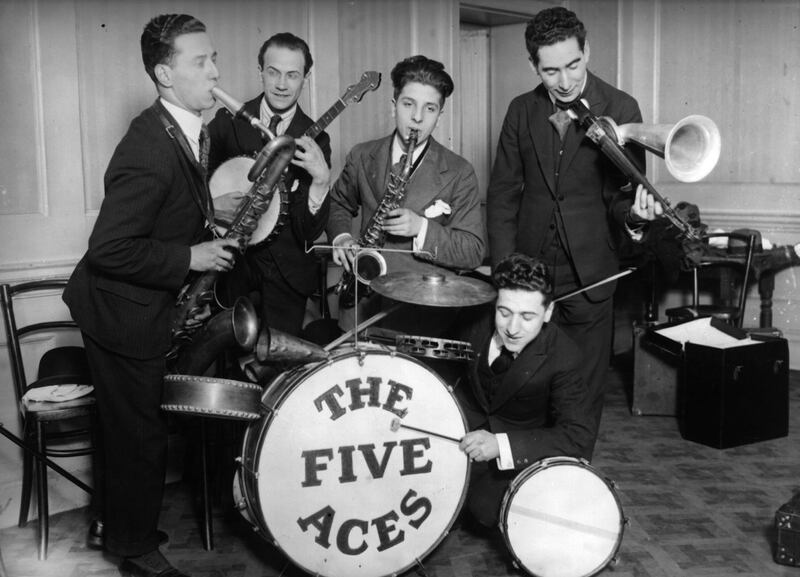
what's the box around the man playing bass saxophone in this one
[63,14,236,577]
[328,55,485,335]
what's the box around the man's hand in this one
[213,191,246,224]
[293,136,330,188]
[459,430,500,462]
[382,208,423,237]
[629,183,664,223]
[331,234,358,273]
[189,238,240,272]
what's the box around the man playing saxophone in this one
[328,55,485,335]
[63,14,236,577]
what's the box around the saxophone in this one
[336,128,418,309]
[166,122,296,363]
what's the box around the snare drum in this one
[499,457,624,577]
[236,348,470,577]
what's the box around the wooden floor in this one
[2,359,799,577]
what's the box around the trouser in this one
[547,259,614,458]
[83,334,168,557]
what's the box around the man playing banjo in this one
[208,32,332,338]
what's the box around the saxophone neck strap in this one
[153,101,218,237]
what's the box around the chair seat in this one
[21,395,95,420]
[665,305,740,323]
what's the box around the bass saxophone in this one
[336,128,419,310]
[166,88,296,362]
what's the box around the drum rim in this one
[161,374,263,420]
[499,457,625,577]
[237,348,472,577]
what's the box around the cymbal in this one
[370,270,496,307]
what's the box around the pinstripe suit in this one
[64,100,210,557]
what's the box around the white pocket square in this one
[424,199,452,219]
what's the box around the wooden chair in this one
[0,279,96,560]
[665,232,757,328]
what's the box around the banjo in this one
[209,70,381,247]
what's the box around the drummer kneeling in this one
[455,253,596,529]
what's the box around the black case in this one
[644,318,789,449]
[631,321,681,416]
[775,492,800,567]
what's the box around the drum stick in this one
[552,268,636,303]
[390,418,462,444]
[324,302,404,351]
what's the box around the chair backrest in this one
[0,278,77,405]
[692,232,757,328]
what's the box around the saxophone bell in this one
[171,296,260,376]
[352,248,387,285]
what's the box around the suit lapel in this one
[286,106,312,138]
[489,327,550,411]
[366,136,394,204]
[559,72,607,178]
[527,90,558,196]
[402,139,451,213]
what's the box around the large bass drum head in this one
[249,349,470,577]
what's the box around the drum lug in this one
[412,557,429,577]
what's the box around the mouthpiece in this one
[211,86,276,140]
[211,86,245,115]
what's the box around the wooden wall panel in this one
[0,1,42,216]
[75,0,312,212]
[337,0,412,158]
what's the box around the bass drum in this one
[499,457,625,577]
[208,156,288,246]
[235,347,470,577]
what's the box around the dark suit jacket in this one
[456,320,594,466]
[327,135,485,275]
[455,317,594,526]
[207,95,332,297]
[63,100,210,359]
[487,71,644,301]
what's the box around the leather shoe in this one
[87,520,168,550]
[119,551,190,577]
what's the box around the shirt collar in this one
[260,96,297,135]
[160,97,204,146]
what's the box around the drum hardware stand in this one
[307,244,433,349]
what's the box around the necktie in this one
[549,109,572,141]
[198,123,209,171]
[389,153,408,184]
[268,114,281,137]
[490,346,515,374]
